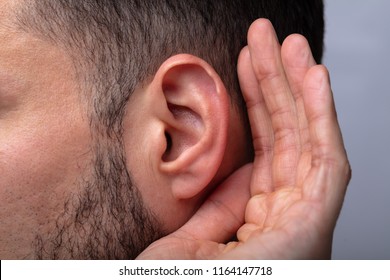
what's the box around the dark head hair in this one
[15,0,324,136]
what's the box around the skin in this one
[137,19,351,259]
[0,0,350,259]
[0,0,249,258]
[0,10,93,258]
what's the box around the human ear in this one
[142,54,230,200]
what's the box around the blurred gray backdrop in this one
[324,0,390,259]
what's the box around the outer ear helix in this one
[152,54,230,200]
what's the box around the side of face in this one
[0,8,93,258]
[0,1,250,259]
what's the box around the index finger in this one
[247,19,301,189]
[238,46,274,195]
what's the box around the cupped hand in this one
[137,19,351,260]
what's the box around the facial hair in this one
[33,140,164,259]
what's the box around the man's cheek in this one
[0,138,60,208]
[0,128,85,214]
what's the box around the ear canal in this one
[163,131,173,161]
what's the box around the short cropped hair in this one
[15,0,324,136]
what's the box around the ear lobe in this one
[152,54,229,200]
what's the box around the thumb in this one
[174,164,252,242]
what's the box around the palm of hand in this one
[138,160,339,260]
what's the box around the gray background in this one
[324,0,390,259]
